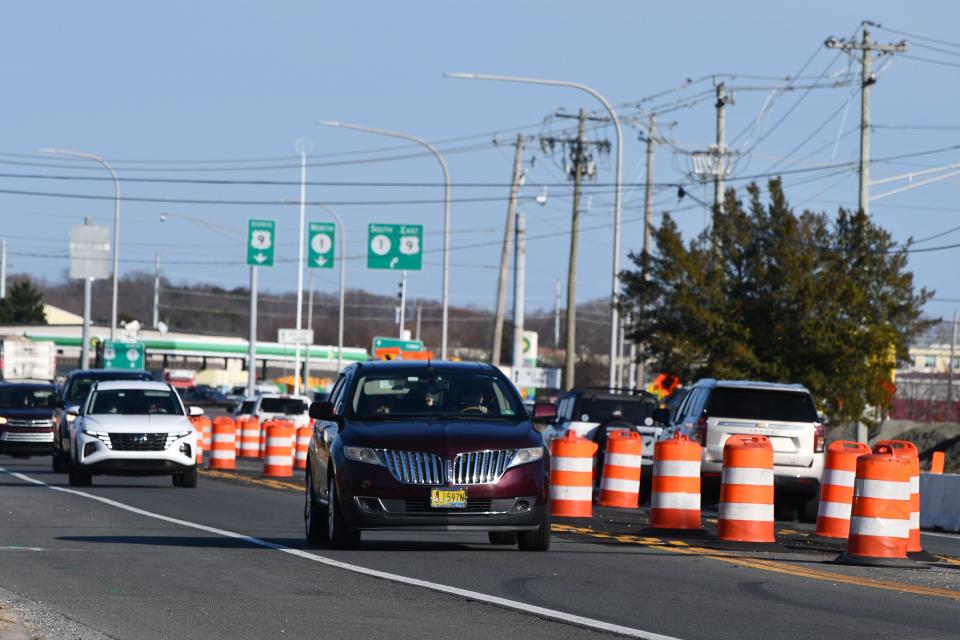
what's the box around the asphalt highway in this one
[1,457,959,640]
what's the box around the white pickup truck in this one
[0,336,56,381]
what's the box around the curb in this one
[0,604,30,640]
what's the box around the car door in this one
[311,373,347,500]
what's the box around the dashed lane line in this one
[0,467,680,640]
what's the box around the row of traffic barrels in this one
[549,430,927,564]
[187,415,311,478]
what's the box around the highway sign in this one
[278,328,314,345]
[308,222,335,269]
[247,219,276,267]
[101,340,145,370]
[372,336,424,352]
[512,367,561,389]
[69,224,111,280]
[367,223,423,270]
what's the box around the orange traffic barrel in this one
[650,433,702,530]
[874,440,926,558]
[815,440,871,539]
[263,421,295,477]
[718,435,775,544]
[208,419,236,470]
[597,431,643,508]
[549,430,598,518]
[294,425,311,471]
[259,420,271,458]
[239,417,261,458]
[931,451,945,474]
[189,415,208,465]
[836,445,913,566]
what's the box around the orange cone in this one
[815,440,871,539]
[208,419,236,470]
[874,440,926,558]
[189,415,207,466]
[597,431,643,508]
[836,445,913,566]
[650,433,702,530]
[931,451,945,474]
[549,430,598,517]
[718,435,775,544]
[263,421,295,478]
[294,425,311,471]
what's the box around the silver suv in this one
[663,379,824,520]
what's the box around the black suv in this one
[0,383,58,457]
[52,369,154,472]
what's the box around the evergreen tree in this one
[621,179,932,424]
[0,279,47,325]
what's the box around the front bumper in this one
[0,429,54,455]
[336,460,549,531]
[76,431,196,476]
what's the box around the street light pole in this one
[315,120,451,360]
[445,72,624,388]
[293,139,312,395]
[39,148,121,340]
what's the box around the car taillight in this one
[694,415,708,444]
[814,422,825,453]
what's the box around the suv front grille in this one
[379,450,444,485]
[453,450,515,484]
[108,433,171,451]
[6,419,54,428]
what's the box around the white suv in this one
[234,393,311,429]
[66,380,200,488]
[663,379,824,520]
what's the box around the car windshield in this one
[350,371,523,420]
[66,373,152,405]
[575,396,655,424]
[0,387,56,408]
[88,389,183,416]
[260,397,307,414]
[238,400,256,414]
[706,388,818,422]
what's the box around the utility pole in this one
[511,211,526,370]
[415,300,422,342]
[0,239,7,299]
[553,278,561,349]
[152,253,160,329]
[949,311,959,421]
[714,83,731,212]
[304,272,314,390]
[637,115,658,388]
[564,109,588,390]
[492,134,524,365]
[80,219,92,370]
[398,271,408,339]
[247,266,258,397]
[826,23,907,217]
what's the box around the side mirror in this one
[652,407,670,425]
[66,406,80,417]
[532,402,558,423]
[309,401,335,420]
[188,406,204,417]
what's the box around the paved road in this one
[0,458,958,640]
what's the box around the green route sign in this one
[247,219,276,267]
[367,223,423,270]
[308,222,335,269]
[372,336,424,352]
[101,340,145,370]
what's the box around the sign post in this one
[247,219,276,396]
[70,221,111,369]
[367,223,423,270]
[308,222,335,269]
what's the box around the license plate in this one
[430,488,467,509]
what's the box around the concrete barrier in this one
[919,472,960,532]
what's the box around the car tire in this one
[517,518,551,552]
[488,531,518,546]
[798,493,819,524]
[327,474,360,549]
[174,467,198,488]
[68,462,92,487]
[305,467,329,545]
[52,449,66,473]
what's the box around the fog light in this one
[512,498,533,513]
[179,443,192,458]
[83,442,97,458]
[354,497,384,513]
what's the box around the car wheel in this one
[798,493,819,524]
[305,468,329,544]
[68,462,92,487]
[327,474,360,549]
[488,531,518,546]
[517,518,551,552]
[52,449,66,473]
[174,467,198,488]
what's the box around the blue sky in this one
[4,1,960,320]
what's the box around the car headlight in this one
[0,416,7,425]
[82,429,112,448]
[165,431,192,449]
[506,446,544,469]
[343,446,382,466]
[66,413,77,423]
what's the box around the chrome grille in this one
[379,450,443,485]
[7,419,54,428]
[108,433,170,451]
[0,431,53,443]
[453,450,515,484]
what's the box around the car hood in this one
[343,418,539,455]
[81,414,194,434]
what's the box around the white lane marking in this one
[922,530,960,539]
[0,545,43,551]
[0,467,680,640]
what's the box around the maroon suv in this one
[304,361,555,550]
